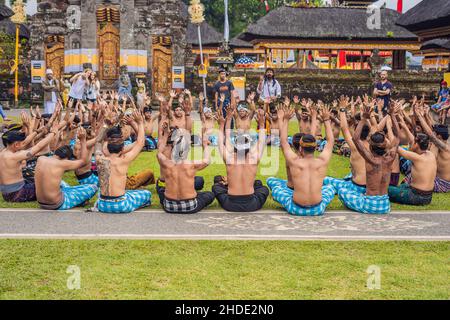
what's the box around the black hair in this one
[55,145,74,160]
[301,134,316,154]
[415,133,430,151]
[143,107,152,113]
[107,142,124,154]
[433,124,449,141]
[106,126,122,139]
[361,125,370,141]
[264,68,276,82]
[42,114,52,119]
[331,109,339,117]
[73,115,81,124]
[370,133,386,156]
[355,113,362,122]
[2,130,26,146]
[292,133,304,150]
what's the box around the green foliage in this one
[0,31,15,75]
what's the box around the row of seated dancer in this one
[0,91,449,215]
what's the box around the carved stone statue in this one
[118,65,132,98]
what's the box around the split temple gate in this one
[29,0,187,96]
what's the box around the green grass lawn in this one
[0,240,448,299]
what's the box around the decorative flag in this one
[397,0,403,13]
[261,0,270,13]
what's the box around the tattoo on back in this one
[97,158,111,196]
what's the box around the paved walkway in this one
[0,209,448,240]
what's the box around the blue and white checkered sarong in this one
[59,183,98,210]
[267,177,335,216]
[267,177,289,189]
[78,172,99,186]
[145,137,157,150]
[324,176,366,194]
[124,138,133,146]
[97,190,152,214]
[338,188,391,214]
[208,135,218,146]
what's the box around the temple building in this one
[29,0,188,96]
[396,0,450,72]
[337,0,376,8]
[238,5,420,70]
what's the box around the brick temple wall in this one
[186,69,445,103]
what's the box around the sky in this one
[7,0,424,16]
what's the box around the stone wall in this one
[186,69,445,103]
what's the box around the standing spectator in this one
[68,69,90,106]
[214,68,235,128]
[0,102,10,122]
[41,69,61,114]
[257,68,281,105]
[86,72,100,104]
[373,70,393,115]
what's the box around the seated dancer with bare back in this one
[157,121,215,214]
[234,91,256,132]
[35,128,98,210]
[267,104,336,216]
[143,106,158,150]
[388,133,436,205]
[95,111,151,213]
[416,109,450,193]
[324,96,369,194]
[0,123,59,203]
[212,103,269,212]
[337,103,400,214]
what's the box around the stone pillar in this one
[80,0,97,71]
[393,50,406,70]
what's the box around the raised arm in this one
[353,105,377,165]
[123,111,145,162]
[318,106,335,163]
[278,104,297,165]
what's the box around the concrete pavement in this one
[0,209,448,240]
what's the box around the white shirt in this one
[69,76,86,100]
[257,79,282,101]
[49,79,57,103]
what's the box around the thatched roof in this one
[240,6,417,42]
[0,19,30,38]
[230,35,253,48]
[0,4,14,21]
[396,0,450,32]
[420,38,450,52]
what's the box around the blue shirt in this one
[439,88,449,102]
[376,81,393,111]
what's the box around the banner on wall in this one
[230,76,246,101]
[172,66,185,89]
[31,60,45,84]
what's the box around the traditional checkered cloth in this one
[323,176,366,194]
[59,183,98,210]
[338,188,390,214]
[163,198,198,213]
[97,190,152,214]
[434,176,450,193]
[208,135,218,146]
[145,137,158,149]
[78,172,99,186]
[267,177,336,216]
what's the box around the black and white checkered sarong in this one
[163,198,198,213]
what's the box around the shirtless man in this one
[143,106,157,150]
[388,133,436,205]
[337,103,400,214]
[95,111,151,213]
[267,104,281,146]
[267,104,336,216]
[416,110,450,193]
[212,104,269,212]
[199,92,217,145]
[164,90,193,131]
[157,121,214,214]
[0,125,58,202]
[74,126,99,186]
[234,92,256,132]
[35,128,98,210]
[324,96,369,194]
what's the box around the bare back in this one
[0,150,26,185]
[97,155,129,197]
[35,157,68,204]
[162,162,198,200]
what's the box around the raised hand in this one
[247,91,256,104]
[133,110,144,124]
[284,96,290,107]
[219,93,226,104]
[169,90,177,98]
[319,105,331,121]
[362,103,373,119]
[293,95,300,105]
[77,127,87,141]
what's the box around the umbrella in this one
[235,56,255,68]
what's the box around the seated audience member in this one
[337,103,400,214]
[35,128,98,210]
[267,104,336,216]
[212,104,269,212]
[157,123,214,214]
[388,133,436,205]
[95,111,152,214]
